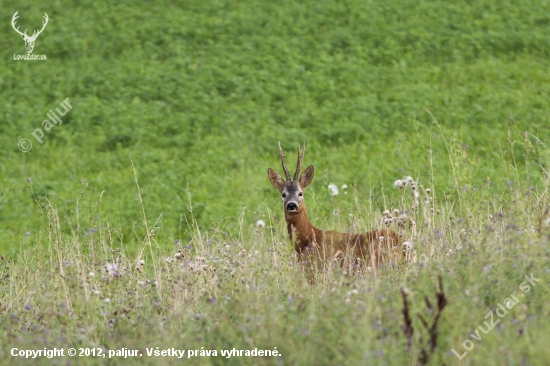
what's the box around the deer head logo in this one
[11,11,49,54]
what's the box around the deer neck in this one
[285,202,320,252]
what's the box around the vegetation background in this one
[0,0,549,365]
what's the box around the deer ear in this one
[299,165,314,188]
[268,168,285,191]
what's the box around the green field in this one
[1,0,550,364]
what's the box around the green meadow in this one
[1,0,549,364]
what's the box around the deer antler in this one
[293,143,305,181]
[11,12,48,40]
[31,13,49,39]
[11,11,28,38]
[278,141,291,181]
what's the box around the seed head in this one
[328,183,339,196]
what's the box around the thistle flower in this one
[105,263,117,277]
[256,220,266,228]
[381,210,394,227]
[396,175,419,209]
[328,183,339,196]
[394,180,404,189]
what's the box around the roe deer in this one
[268,142,403,270]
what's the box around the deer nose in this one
[286,202,298,211]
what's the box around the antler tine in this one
[41,14,48,30]
[293,142,305,181]
[33,13,48,38]
[278,141,291,181]
[11,11,28,37]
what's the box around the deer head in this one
[268,142,314,216]
[12,11,49,54]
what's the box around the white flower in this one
[104,298,110,303]
[328,183,339,196]
[394,179,404,188]
[256,220,266,228]
[88,272,95,278]
[341,184,348,190]
[139,259,145,266]
[405,176,414,184]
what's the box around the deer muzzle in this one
[286,202,298,212]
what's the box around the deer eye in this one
[282,193,286,198]
[299,192,303,196]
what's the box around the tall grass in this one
[2,128,549,365]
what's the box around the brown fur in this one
[285,199,402,269]
[268,142,403,270]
